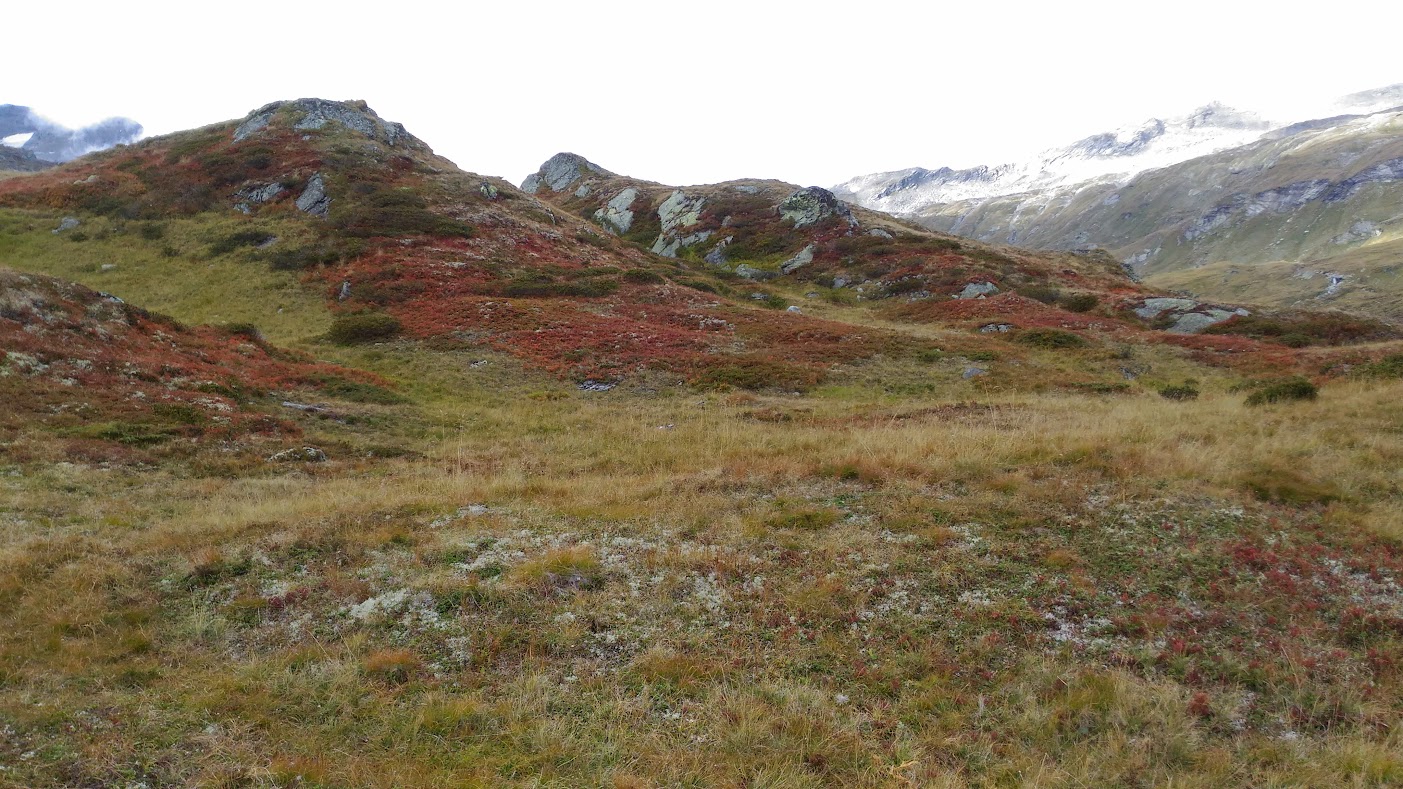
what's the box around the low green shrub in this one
[1158,384,1200,401]
[1061,293,1100,313]
[327,313,401,345]
[1014,329,1088,349]
[1245,377,1318,406]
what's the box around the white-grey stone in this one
[657,190,704,233]
[1134,297,1199,319]
[574,184,592,198]
[233,182,286,213]
[736,264,778,281]
[780,244,815,274]
[962,366,988,379]
[779,186,856,228]
[521,153,613,194]
[52,217,80,234]
[704,237,733,266]
[295,173,330,217]
[594,187,639,235]
[956,281,999,299]
[786,305,802,314]
[268,446,328,463]
[867,228,893,239]
[1167,312,1233,334]
[235,99,408,146]
[979,323,1013,333]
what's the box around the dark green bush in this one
[1362,354,1403,378]
[1017,286,1062,304]
[693,358,822,391]
[210,230,275,256]
[1158,384,1200,401]
[1014,329,1088,349]
[327,313,402,345]
[1240,465,1340,505]
[1245,377,1318,406]
[1061,293,1100,313]
[1205,313,1396,346]
[622,269,665,285]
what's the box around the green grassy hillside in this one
[2,99,1402,787]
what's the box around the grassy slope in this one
[1149,235,1403,323]
[2,374,1402,786]
[0,210,332,345]
[2,103,1403,786]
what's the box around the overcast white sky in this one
[7,1,1400,187]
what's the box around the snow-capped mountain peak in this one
[834,102,1278,215]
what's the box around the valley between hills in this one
[0,98,1401,787]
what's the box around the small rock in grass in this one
[268,446,328,463]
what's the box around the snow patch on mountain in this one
[834,104,1276,215]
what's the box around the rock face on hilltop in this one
[0,104,143,162]
[233,98,412,146]
[521,153,616,195]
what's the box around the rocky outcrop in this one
[295,174,330,217]
[233,99,410,146]
[780,245,815,274]
[521,153,614,194]
[594,187,639,234]
[234,182,287,214]
[779,187,856,228]
[1133,297,1249,333]
[956,281,999,299]
[650,190,710,257]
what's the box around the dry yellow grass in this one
[2,377,1401,786]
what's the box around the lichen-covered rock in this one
[479,183,500,201]
[868,228,893,239]
[780,244,815,274]
[594,187,639,235]
[779,187,856,228]
[521,153,614,194]
[650,190,709,257]
[52,217,79,234]
[295,173,330,217]
[268,446,328,463]
[652,230,713,258]
[234,99,410,146]
[1133,297,1249,332]
[704,237,733,266]
[233,182,286,214]
[1167,309,1243,334]
[657,190,704,233]
[735,264,778,281]
[956,281,999,299]
[1134,297,1199,319]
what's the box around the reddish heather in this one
[0,268,376,440]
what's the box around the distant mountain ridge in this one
[834,103,1278,214]
[0,104,142,163]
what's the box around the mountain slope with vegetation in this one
[904,108,1403,322]
[1,99,1402,787]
